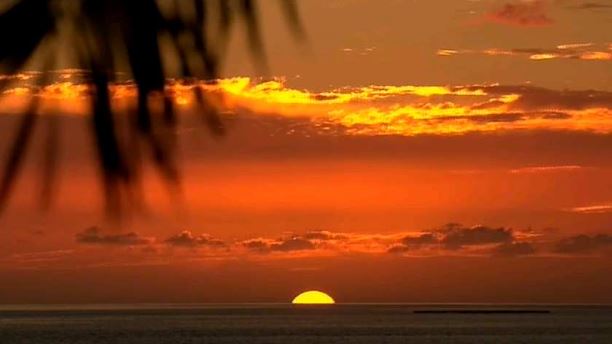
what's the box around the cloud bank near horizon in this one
[31,224,606,269]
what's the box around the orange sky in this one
[0,0,611,304]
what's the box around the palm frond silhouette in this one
[0,0,303,216]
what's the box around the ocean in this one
[1,304,611,343]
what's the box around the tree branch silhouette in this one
[0,0,303,217]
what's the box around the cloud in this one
[29,225,612,267]
[270,237,316,251]
[2,71,612,137]
[341,47,376,56]
[239,230,395,254]
[441,224,514,250]
[566,2,612,10]
[556,43,594,49]
[241,238,274,252]
[388,223,521,254]
[566,203,612,214]
[164,230,225,248]
[486,1,553,27]
[459,84,612,111]
[437,43,612,61]
[509,165,583,174]
[234,226,612,258]
[493,242,537,256]
[211,78,612,136]
[387,233,439,253]
[386,223,557,257]
[301,230,348,241]
[241,236,316,253]
[402,233,439,247]
[436,111,573,124]
[0,71,612,136]
[75,227,153,246]
[554,234,612,254]
[387,245,410,254]
[1,249,74,265]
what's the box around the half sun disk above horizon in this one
[292,290,335,304]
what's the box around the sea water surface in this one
[1,304,611,343]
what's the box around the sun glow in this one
[292,290,335,304]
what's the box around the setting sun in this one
[292,290,335,304]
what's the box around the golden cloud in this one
[509,165,584,174]
[566,203,612,214]
[437,43,612,61]
[1,71,611,137]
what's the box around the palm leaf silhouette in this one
[0,0,303,216]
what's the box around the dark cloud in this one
[445,112,571,124]
[241,237,316,253]
[164,230,225,248]
[555,234,612,254]
[387,233,439,253]
[401,233,439,247]
[567,2,612,10]
[470,100,507,110]
[511,48,553,54]
[493,242,537,257]
[389,224,526,255]
[513,87,612,110]
[270,237,316,252]
[441,224,514,250]
[387,245,411,254]
[486,1,553,27]
[311,94,340,101]
[242,239,271,252]
[242,234,321,253]
[460,111,569,122]
[539,112,573,120]
[75,227,152,246]
[480,111,526,122]
[439,113,526,123]
[457,85,612,111]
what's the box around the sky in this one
[0,0,611,304]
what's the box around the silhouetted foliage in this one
[0,0,302,217]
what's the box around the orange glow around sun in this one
[292,290,335,304]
